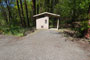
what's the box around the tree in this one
[5,0,12,25]
[0,3,8,24]
[16,0,23,26]
[24,0,30,27]
[32,0,36,15]
[20,0,26,27]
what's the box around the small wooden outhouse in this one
[33,12,60,30]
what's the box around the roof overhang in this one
[33,12,60,18]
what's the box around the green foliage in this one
[74,20,89,37]
[0,25,25,36]
[54,0,71,17]
[81,21,89,31]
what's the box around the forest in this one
[0,0,90,38]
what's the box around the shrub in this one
[75,20,89,37]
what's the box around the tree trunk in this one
[1,6,8,24]
[24,0,30,27]
[2,11,8,24]
[32,0,36,15]
[37,4,39,14]
[16,0,23,26]
[20,0,26,27]
[71,0,76,28]
[5,0,12,25]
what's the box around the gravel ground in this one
[0,30,89,60]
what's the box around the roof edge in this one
[33,12,60,17]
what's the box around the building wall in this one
[36,16,49,29]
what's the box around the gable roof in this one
[33,12,60,18]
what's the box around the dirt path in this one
[0,30,89,60]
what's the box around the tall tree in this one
[20,0,26,27]
[16,0,23,26]
[32,0,36,15]
[24,0,30,27]
[5,0,12,25]
[0,3,8,24]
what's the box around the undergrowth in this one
[0,25,27,36]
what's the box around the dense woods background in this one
[0,0,90,37]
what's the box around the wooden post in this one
[57,19,59,30]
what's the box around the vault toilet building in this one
[33,12,60,30]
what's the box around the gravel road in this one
[0,30,89,60]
